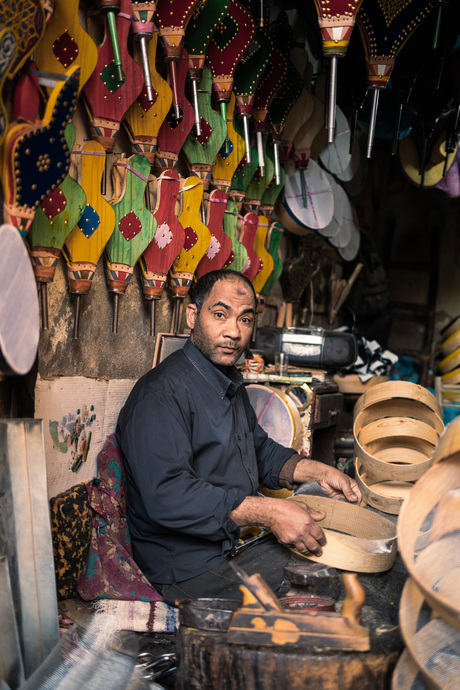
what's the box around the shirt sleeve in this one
[119,386,243,547]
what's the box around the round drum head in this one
[327,184,352,249]
[283,158,334,231]
[316,174,344,239]
[319,106,352,176]
[337,208,361,261]
[246,384,302,451]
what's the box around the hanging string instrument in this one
[279,42,314,162]
[356,0,436,158]
[130,0,157,103]
[232,7,271,164]
[0,66,79,238]
[184,0,230,136]
[206,0,256,149]
[222,199,248,273]
[83,0,144,156]
[259,221,284,305]
[105,154,157,333]
[266,13,303,185]
[155,0,202,121]
[169,176,211,333]
[251,32,287,177]
[33,0,98,96]
[211,92,246,195]
[243,133,275,213]
[26,123,87,330]
[155,50,195,173]
[195,188,233,277]
[181,66,227,189]
[63,141,116,339]
[122,21,173,167]
[228,124,259,209]
[0,0,45,142]
[239,211,262,283]
[251,214,274,318]
[312,0,363,143]
[140,170,185,335]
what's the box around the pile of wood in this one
[353,381,444,515]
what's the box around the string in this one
[116,162,149,182]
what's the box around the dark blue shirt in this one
[116,338,295,584]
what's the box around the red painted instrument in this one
[240,211,262,282]
[206,0,256,147]
[155,0,202,120]
[140,170,186,335]
[155,51,195,173]
[184,0,230,136]
[96,0,125,84]
[196,189,233,278]
[83,0,144,153]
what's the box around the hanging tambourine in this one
[281,158,334,231]
[336,207,360,262]
[246,384,303,451]
[316,174,343,241]
[318,105,352,176]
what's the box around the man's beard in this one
[191,319,243,368]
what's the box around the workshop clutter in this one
[435,314,460,419]
[392,415,460,689]
[353,381,444,515]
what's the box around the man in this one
[117,270,361,605]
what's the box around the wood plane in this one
[227,568,370,651]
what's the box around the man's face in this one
[186,278,256,368]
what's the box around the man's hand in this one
[292,458,362,504]
[230,495,327,555]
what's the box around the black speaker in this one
[253,327,357,369]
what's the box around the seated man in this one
[116,269,361,605]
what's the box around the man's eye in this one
[241,317,253,324]
[214,312,225,318]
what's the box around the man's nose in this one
[223,318,241,339]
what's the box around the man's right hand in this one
[230,496,326,555]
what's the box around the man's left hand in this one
[316,466,361,503]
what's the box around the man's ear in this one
[186,303,197,330]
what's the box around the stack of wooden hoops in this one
[353,381,444,515]
[392,415,460,689]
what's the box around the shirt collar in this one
[183,338,244,399]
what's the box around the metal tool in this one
[136,651,176,683]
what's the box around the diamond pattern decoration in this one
[78,204,100,238]
[53,30,79,68]
[183,225,198,251]
[137,85,158,112]
[40,187,67,218]
[119,211,142,241]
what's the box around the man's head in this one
[186,270,257,369]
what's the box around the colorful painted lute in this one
[169,176,211,332]
[211,92,246,194]
[63,141,116,338]
[222,199,248,273]
[140,170,185,335]
[0,66,79,237]
[83,0,144,156]
[26,123,86,330]
[195,188,233,278]
[130,0,157,102]
[34,0,98,95]
[313,0,363,143]
[184,0,230,135]
[155,0,202,120]
[155,51,195,173]
[122,24,172,167]
[357,0,436,157]
[105,154,157,332]
[206,0,256,149]
[267,13,303,183]
[181,66,227,189]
